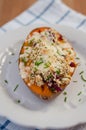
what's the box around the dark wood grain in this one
[0,0,36,26]
[63,0,86,15]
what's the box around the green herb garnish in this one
[9,61,11,64]
[14,84,19,92]
[29,38,35,45]
[44,61,51,68]
[50,87,55,92]
[83,84,85,87]
[56,69,60,75]
[77,91,82,96]
[38,39,41,42]
[79,71,84,75]
[57,50,61,55]
[51,43,54,46]
[67,50,71,54]
[26,47,28,50]
[79,99,81,102]
[30,73,34,77]
[63,91,67,95]
[81,75,86,82]
[73,80,77,83]
[45,32,47,35]
[34,67,38,72]
[64,97,67,102]
[35,58,43,66]
[21,57,27,65]
[76,57,80,60]
[26,52,29,54]
[17,100,21,103]
[4,80,8,84]
[11,53,15,55]
[47,74,53,80]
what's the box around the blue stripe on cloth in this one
[14,19,25,26]
[76,19,86,28]
[0,27,6,32]
[56,10,70,24]
[36,0,54,17]
[27,10,50,23]
[0,120,10,130]
[26,0,54,25]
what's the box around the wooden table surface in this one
[0,0,86,26]
[0,0,36,26]
[63,0,86,16]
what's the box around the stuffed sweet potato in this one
[19,27,76,99]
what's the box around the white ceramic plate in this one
[0,24,86,129]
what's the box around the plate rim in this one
[0,23,86,129]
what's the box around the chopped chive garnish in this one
[57,50,61,55]
[29,38,35,45]
[67,50,71,54]
[64,97,67,102]
[76,57,80,60]
[73,80,77,82]
[45,32,47,35]
[35,58,43,66]
[77,91,82,96]
[47,74,52,80]
[50,87,55,92]
[79,71,84,75]
[30,73,34,77]
[4,80,8,84]
[14,84,19,92]
[44,61,51,68]
[56,69,60,75]
[51,43,54,45]
[26,52,29,54]
[83,84,85,87]
[11,53,15,55]
[26,47,28,50]
[34,67,38,72]
[81,75,86,82]
[38,39,41,42]
[21,57,27,65]
[63,91,67,95]
[17,100,21,103]
[9,61,11,64]
[62,55,65,57]
[79,99,81,102]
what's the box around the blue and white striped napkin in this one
[0,0,86,130]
